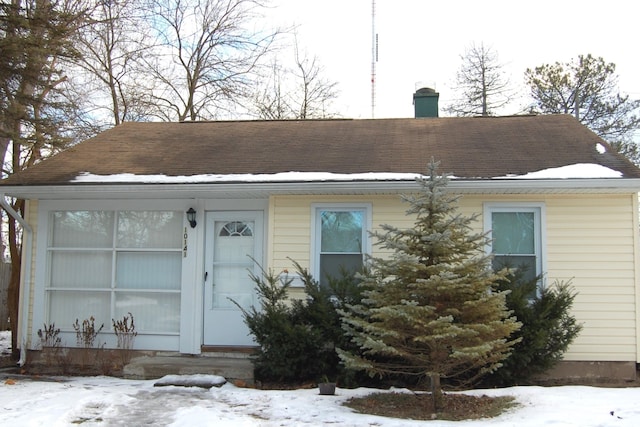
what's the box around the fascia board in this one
[2,178,640,200]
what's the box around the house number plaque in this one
[183,227,188,258]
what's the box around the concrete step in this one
[123,355,254,383]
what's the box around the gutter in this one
[0,194,33,366]
[3,178,640,200]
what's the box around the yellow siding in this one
[269,196,314,271]
[269,193,639,363]
[545,195,637,362]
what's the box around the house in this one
[2,91,640,381]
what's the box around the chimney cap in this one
[414,87,438,96]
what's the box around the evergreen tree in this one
[1,0,88,357]
[338,160,521,410]
[234,259,363,383]
[525,54,640,164]
[233,262,324,382]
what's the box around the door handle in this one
[204,271,208,281]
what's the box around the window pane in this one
[117,211,182,248]
[319,253,362,287]
[116,252,181,290]
[115,292,180,333]
[48,209,185,337]
[320,210,363,252]
[50,251,112,288]
[492,212,535,254]
[493,255,537,283]
[49,290,110,328]
[51,211,114,248]
[214,235,254,263]
[211,265,255,309]
[219,221,253,237]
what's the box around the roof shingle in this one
[3,115,640,185]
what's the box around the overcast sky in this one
[267,0,640,120]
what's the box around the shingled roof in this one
[3,114,640,186]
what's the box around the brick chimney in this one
[413,87,439,118]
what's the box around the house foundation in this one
[533,361,637,384]
[25,348,255,384]
[122,352,254,384]
[23,348,638,386]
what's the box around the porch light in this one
[186,208,197,228]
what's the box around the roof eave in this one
[2,178,640,200]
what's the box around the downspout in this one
[0,195,33,366]
[633,193,640,370]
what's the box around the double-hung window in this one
[484,203,544,284]
[46,210,183,335]
[313,204,370,287]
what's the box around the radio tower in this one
[371,0,377,118]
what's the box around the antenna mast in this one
[371,0,377,118]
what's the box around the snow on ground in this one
[2,375,640,427]
[0,331,11,357]
[1,331,640,426]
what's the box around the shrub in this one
[37,323,62,367]
[289,260,363,383]
[233,262,323,382]
[73,316,104,370]
[112,312,138,366]
[234,259,362,384]
[37,323,61,349]
[486,269,582,385]
[73,316,104,348]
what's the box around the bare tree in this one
[143,0,279,121]
[292,42,339,119]
[445,43,513,117]
[74,0,156,128]
[0,0,89,357]
[253,61,289,119]
[253,39,339,120]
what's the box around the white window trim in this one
[310,203,372,285]
[483,202,547,286]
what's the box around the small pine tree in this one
[233,262,326,382]
[487,268,582,385]
[234,258,364,384]
[289,259,364,383]
[338,160,521,410]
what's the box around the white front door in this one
[203,211,262,346]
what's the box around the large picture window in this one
[484,204,544,284]
[313,205,370,287]
[46,210,182,335]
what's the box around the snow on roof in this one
[500,163,622,179]
[71,163,622,184]
[71,171,423,183]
